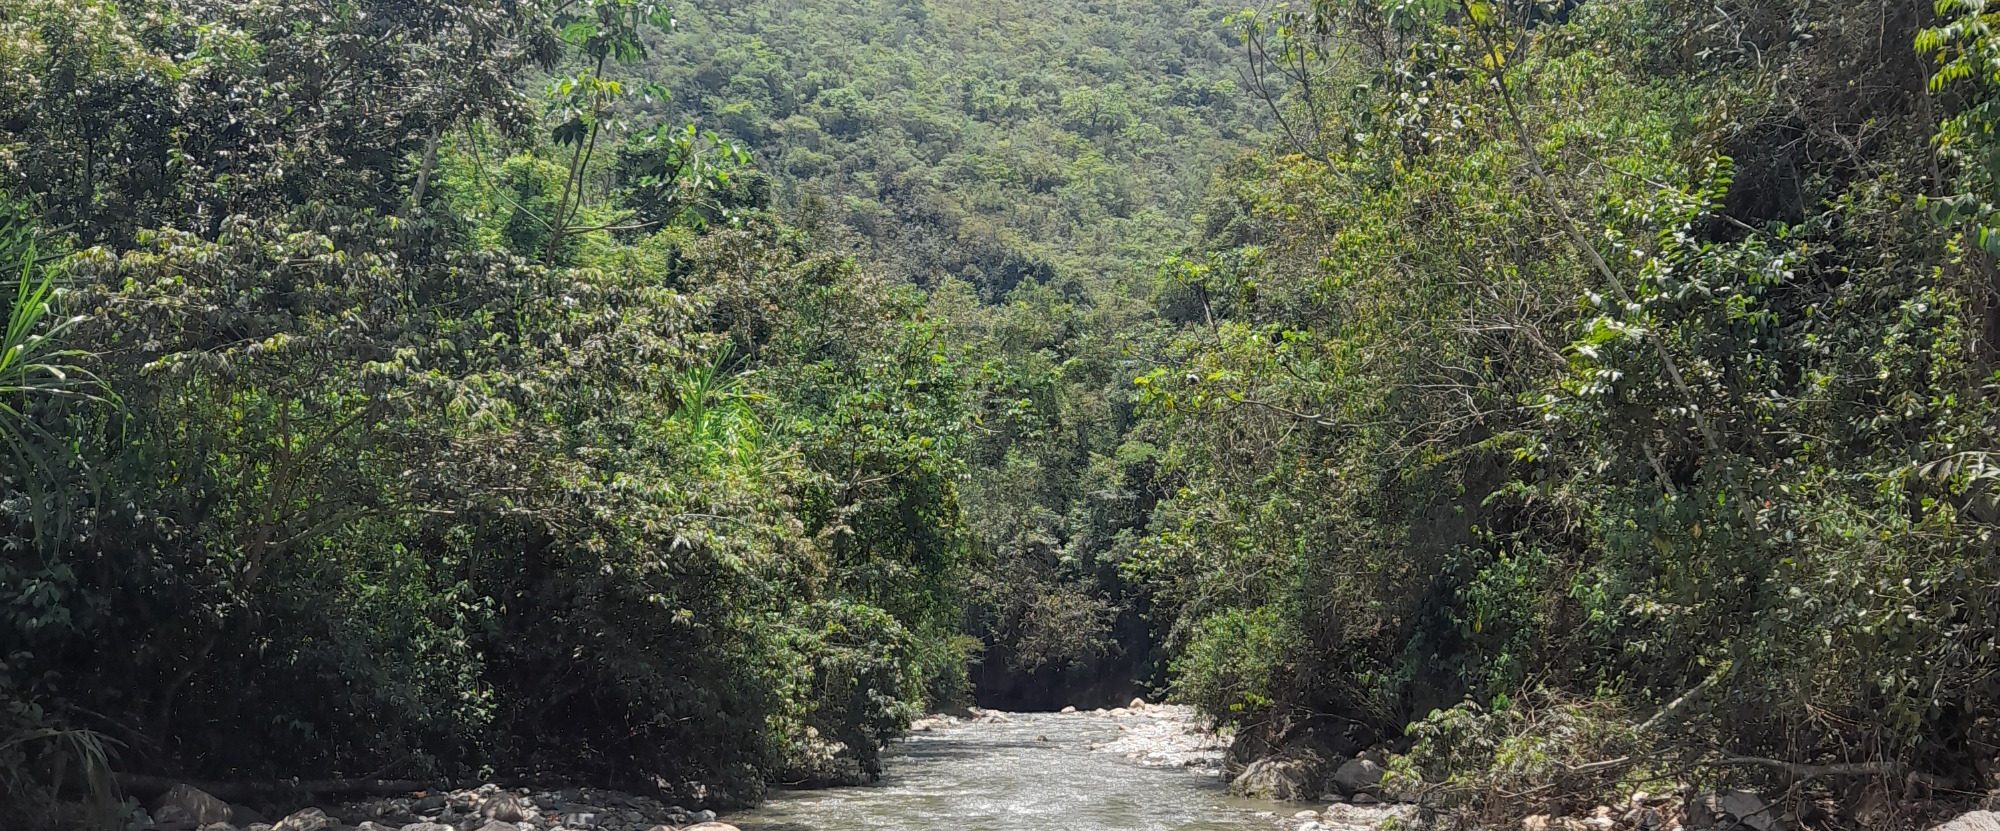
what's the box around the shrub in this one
[1170,606,1293,721]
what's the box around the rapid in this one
[730,706,1396,831]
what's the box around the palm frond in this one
[0,723,125,828]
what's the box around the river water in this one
[728,709,1300,831]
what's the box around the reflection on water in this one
[729,711,1289,831]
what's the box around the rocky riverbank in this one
[138,783,739,831]
[1215,726,2000,831]
[132,704,1415,831]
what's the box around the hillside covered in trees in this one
[7,0,2000,829]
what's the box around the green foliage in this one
[1922,0,2000,250]
[615,124,762,233]
[1130,0,2000,797]
[1387,696,1646,820]
[0,221,93,438]
[5,0,1993,816]
[1169,606,1293,720]
[645,0,1258,295]
[0,0,976,810]
[766,600,925,785]
[642,2,1257,709]
[0,197,122,829]
[940,274,1175,706]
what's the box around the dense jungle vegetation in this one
[8,0,2000,826]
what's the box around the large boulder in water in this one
[1231,749,1328,801]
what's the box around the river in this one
[728,708,1312,831]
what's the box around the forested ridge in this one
[6,0,2000,829]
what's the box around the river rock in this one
[400,824,453,831]
[1934,813,2000,831]
[1231,750,1327,801]
[1690,790,1776,831]
[909,714,956,731]
[274,808,332,831]
[684,824,741,831]
[152,805,198,829]
[1332,757,1384,795]
[155,784,234,826]
[1129,697,1148,709]
[347,801,424,827]
[1321,803,1410,828]
[1061,706,1078,714]
[479,792,533,823]
[1624,807,1665,830]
